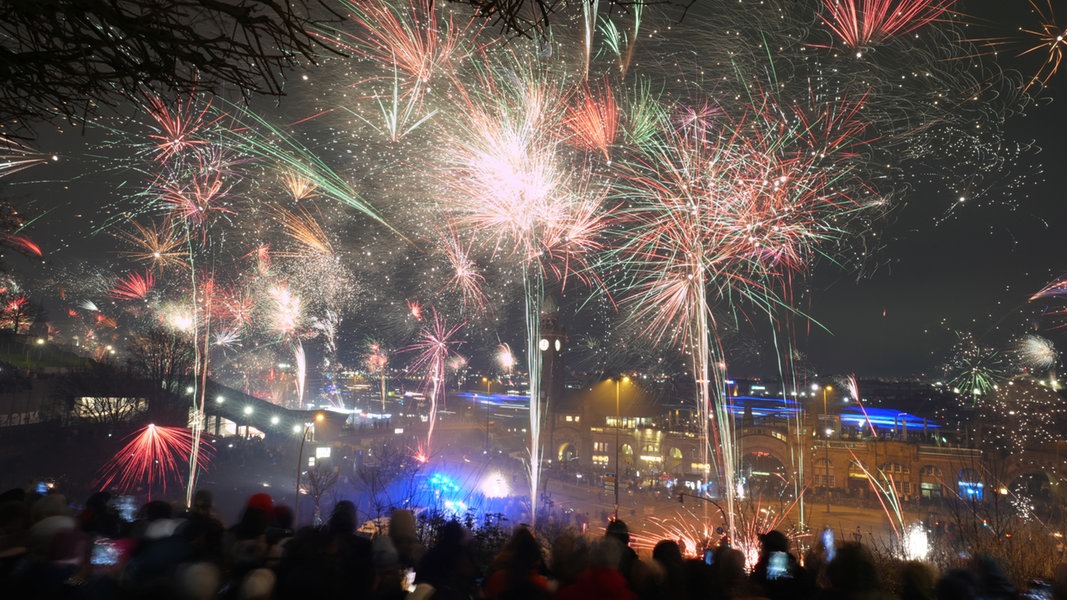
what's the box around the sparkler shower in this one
[5,0,1066,536]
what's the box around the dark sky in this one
[807,57,1067,378]
[4,0,1066,381]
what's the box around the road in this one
[340,406,919,554]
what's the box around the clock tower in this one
[539,295,566,412]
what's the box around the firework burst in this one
[114,219,189,272]
[143,92,222,163]
[109,270,155,301]
[97,424,213,499]
[942,330,1008,402]
[817,0,956,50]
[1015,334,1058,372]
[404,309,464,460]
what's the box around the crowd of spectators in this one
[0,485,1056,600]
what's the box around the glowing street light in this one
[612,375,630,520]
[482,376,492,454]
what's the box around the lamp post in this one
[482,376,491,454]
[295,412,324,526]
[676,492,730,537]
[822,385,833,513]
[825,427,833,513]
[613,375,630,520]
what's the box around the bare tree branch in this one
[445,0,682,37]
[0,0,342,133]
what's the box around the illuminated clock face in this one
[554,339,561,352]
[539,339,549,351]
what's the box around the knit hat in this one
[245,493,273,514]
[605,518,630,545]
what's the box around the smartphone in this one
[91,538,120,566]
[704,549,714,565]
[403,568,416,592]
[113,495,137,523]
[767,551,790,580]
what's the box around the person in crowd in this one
[750,530,811,600]
[179,489,225,564]
[77,492,122,539]
[934,568,982,600]
[556,536,637,600]
[221,492,273,596]
[820,541,892,600]
[711,545,762,600]
[370,533,408,600]
[899,560,938,600]
[549,532,590,590]
[411,519,480,600]
[971,554,1017,600]
[482,525,553,600]
[650,539,688,600]
[389,508,424,570]
[604,518,660,599]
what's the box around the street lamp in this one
[482,376,492,454]
[825,427,833,513]
[613,375,630,520]
[819,385,833,513]
[295,412,325,526]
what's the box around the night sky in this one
[3,0,1066,382]
[807,14,1067,378]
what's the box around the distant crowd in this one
[0,486,1057,600]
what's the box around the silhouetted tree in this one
[126,324,195,410]
[0,0,341,132]
[449,0,685,36]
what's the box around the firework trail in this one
[264,283,309,408]
[270,203,335,256]
[563,79,618,163]
[0,232,41,257]
[323,0,485,88]
[0,135,54,178]
[843,374,878,438]
[433,54,613,523]
[437,226,490,315]
[404,309,464,462]
[280,167,318,201]
[294,341,307,409]
[365,341,390,412]
[816,0,956,50]
[610,88,871,534]
[847,449,906,545]
[97,424,213,500]
[598,2,643,77]
[143,91,223,163]
[1033,274,1067,301]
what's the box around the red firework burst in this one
[110,271,155,301]
[96,424,213,499]
[818,0,956,49]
